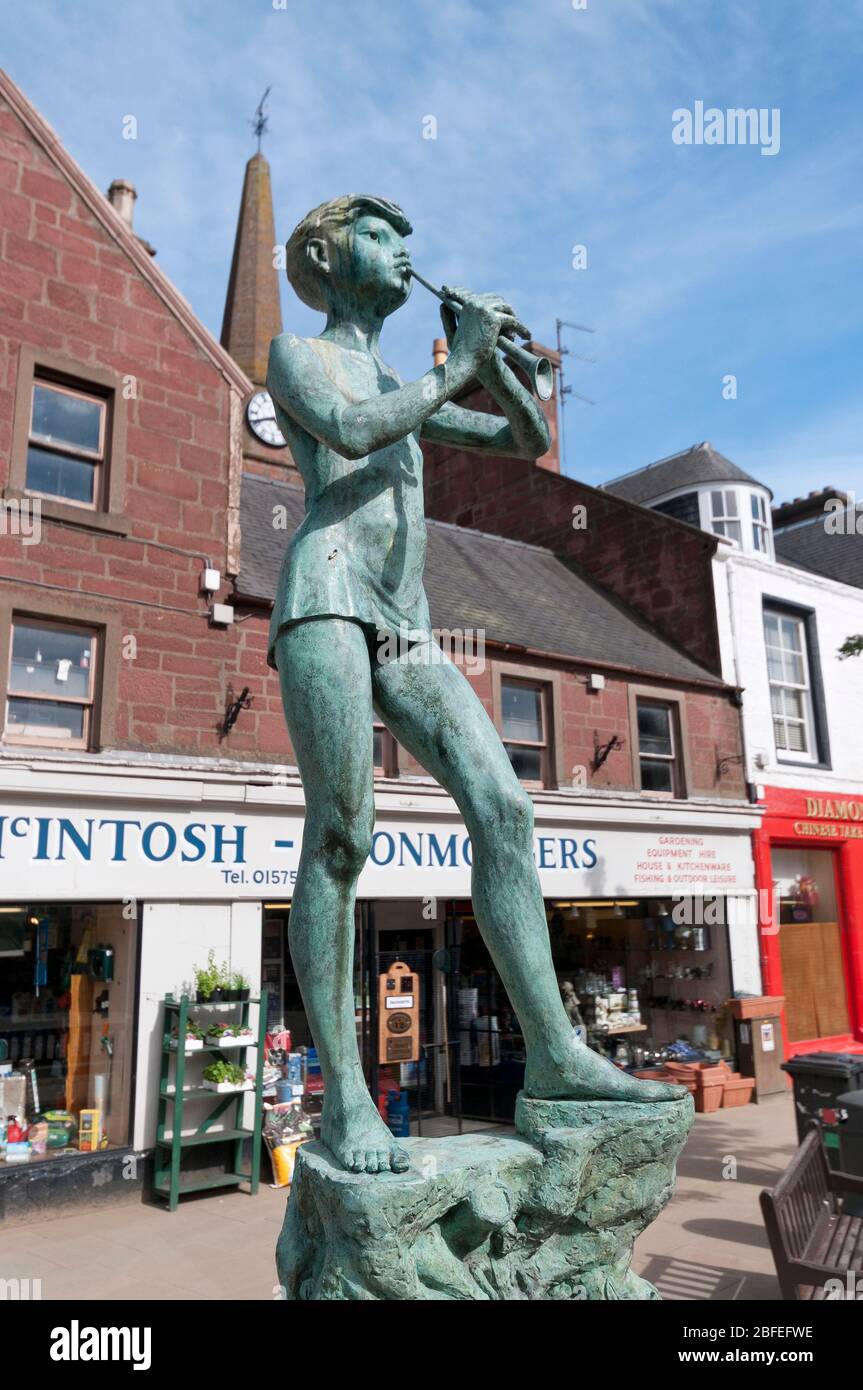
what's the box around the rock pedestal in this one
[276,1091,693,1300]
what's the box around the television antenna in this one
[556,317,596,475]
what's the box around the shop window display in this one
[452,898,737,1121]
[549,900,734,1062]
[264,896,744,1131]
[0,902,136,1165]
[772,847,848,1042]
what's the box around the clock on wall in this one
[246,390,286,448]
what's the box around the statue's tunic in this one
[267,337,432,669]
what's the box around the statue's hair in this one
[285,194,412,311]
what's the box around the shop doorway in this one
[772,847,853,1046]
[367,903,460,1131]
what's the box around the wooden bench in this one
[760,1128,863,1299]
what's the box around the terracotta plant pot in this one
[722,1075,755,1107]
[694,1085,725,1113]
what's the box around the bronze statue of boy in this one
[267,195,679,1175]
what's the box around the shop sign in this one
[0,804,755,900]
[804,797,863,822]
[792,797,863,839]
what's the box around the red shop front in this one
[753,788,863,1058]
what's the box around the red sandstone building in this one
[0,71,759,1216]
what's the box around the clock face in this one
[246,390,286,448]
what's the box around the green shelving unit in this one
[154,990,267,1211]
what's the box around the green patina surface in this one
[276,1093,694,1300]
[268,193,695,1298]
[267,194,684,1184]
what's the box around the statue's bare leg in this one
[274,619,410,1174]
[373,642,682,1103]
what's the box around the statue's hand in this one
[443,288,529,372]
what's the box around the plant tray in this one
[170,1039,203,1051]
[202,1080,254,1093]
[216,1036,254,1048]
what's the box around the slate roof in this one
[238,474,719,684]
[775,511,863,591]
[603,442,768,505]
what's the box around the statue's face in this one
[344,214,412,317]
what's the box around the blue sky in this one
[4,0,861,497]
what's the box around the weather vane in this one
[251,86,272,153]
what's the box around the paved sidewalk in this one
[1,1098,797,1301]
[633,1094,797,1301]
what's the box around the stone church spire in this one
[220,148,283,386]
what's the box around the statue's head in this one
[286,195,413,319]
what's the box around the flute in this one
[409,269,554,401]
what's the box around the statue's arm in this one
[421,351,551,461]
[267,333,483,462]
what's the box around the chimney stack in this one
[107,179,137,231]
[432,337,449,367]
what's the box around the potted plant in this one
[202,1060,251,1093]
[216,957,234,1001]
[221,1024,255,1048]
[169,1019,204,1051]
[209,951,227,1002]
[193,958,216,1004]
[207,1020,254,1047]
[233,971,250,1002]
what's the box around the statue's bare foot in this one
[321,1084,410,1174]
[525,1037,685,1104]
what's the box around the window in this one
[5,619,98,749]
[636,700,682,795]
[751,493,771,554]
[501,679,549,784]
[9,349,129,532]
[652,492,700,528]
[0,901,138,1161]
[26,380,108,509]
[764,611,815,759]
[373,721,398,777]
[709,489,741,545]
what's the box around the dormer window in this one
[710,490,741,545]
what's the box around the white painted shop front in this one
[0,764,759,901]
[0,758,762,1150]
